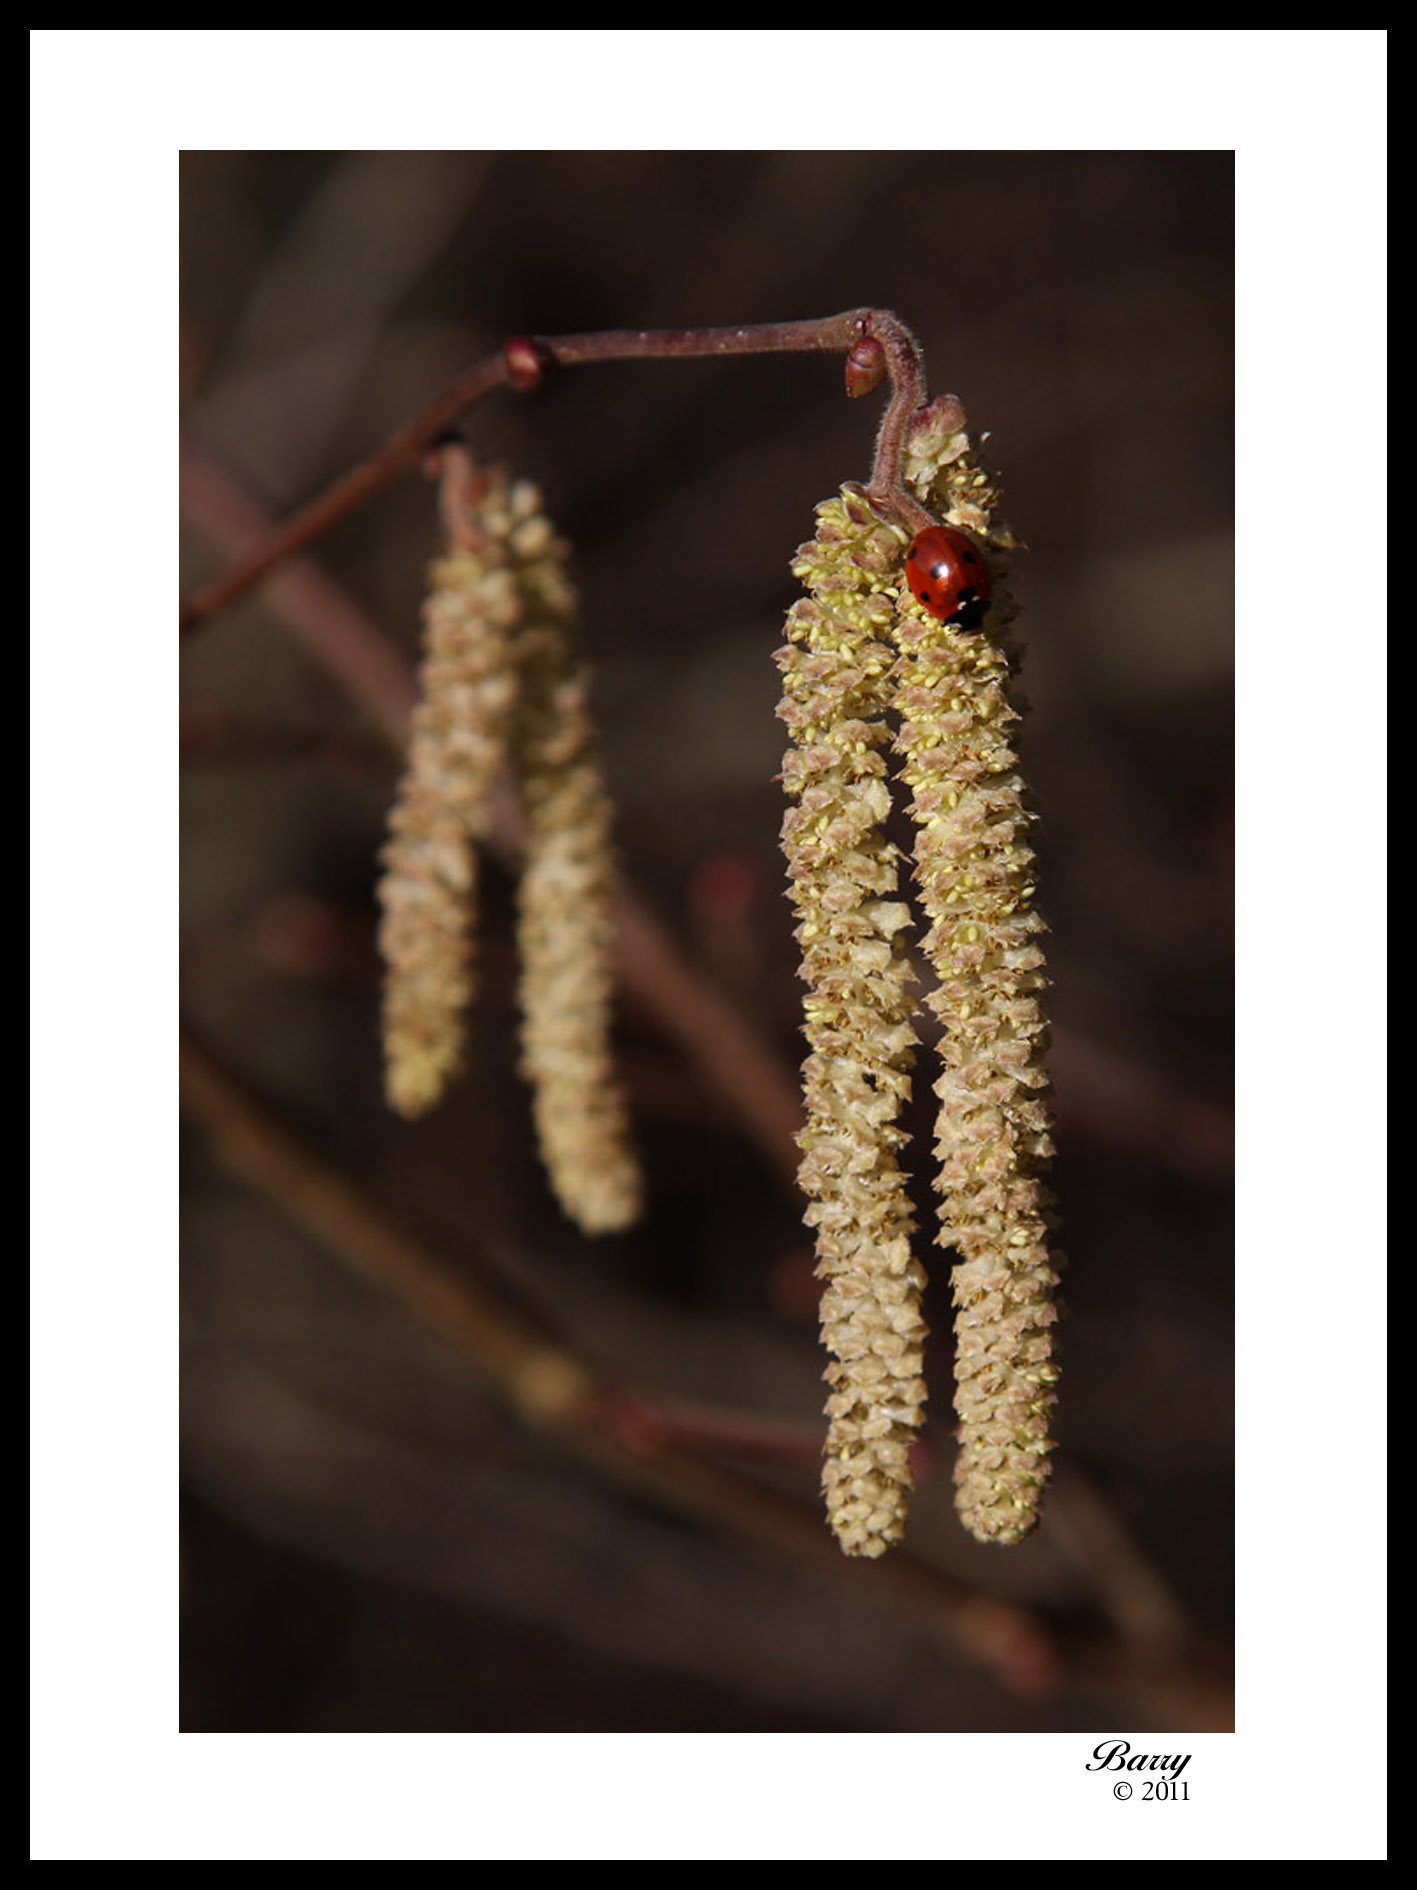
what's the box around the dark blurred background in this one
[180,150,1233,1733]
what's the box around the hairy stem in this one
[180,309,933,632]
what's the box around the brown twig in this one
[591,1387,824,1466]
[179,355,505,634]
[179,310,937,634]
[179,706,390,773]
[860,313,932,524]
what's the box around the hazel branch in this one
[179,355,506,632]
[180,310,935,632]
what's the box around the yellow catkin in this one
[777,484,925,1558]
[894,399,1062,1544]
[376,473,523,1118]
[503,481,643,1236]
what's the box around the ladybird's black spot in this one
[948,587,989,634]
[931,561,948,579]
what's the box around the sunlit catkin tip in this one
[780,485,925,1557]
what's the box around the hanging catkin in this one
[777,484,926,1558]
[893,397,1061,1544]
[503,481,644,1237]
[377,456,522,1119]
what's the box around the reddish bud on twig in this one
[844,334,888,399]
[503,334,557,392]
[181,311,917,631]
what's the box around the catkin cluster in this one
[777,487,926,1558]
[377,402,1057,1550]
[781,404,1060,1552]
[377,458,642,1236]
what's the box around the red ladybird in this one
[904,525,993,629]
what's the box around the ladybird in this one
[904,525,993,630]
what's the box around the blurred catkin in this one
[377,454,641,1236]
[895,398,1061,1544]
[503,482,643,1237]
[376,458,522,1118]
[777,485,926,1558]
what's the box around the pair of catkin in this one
[779,397,1061,1553]
[377,453,642,1237]
[379,413,1055,1552]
